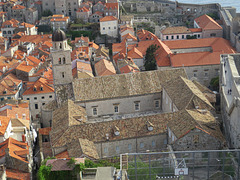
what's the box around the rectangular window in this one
[134,102,140,111]
[103,27,105,30]
[34,97,37,100]
[62,72,65,78]
[35,104,38,109]
[104,147,108,153]
[92,107,97,116]
[116,146,119,152]
[171,35,174,39]
[49,95,52,98]
[204,72,208,77]
[155,100,160,108]
[152,141,156,147]
[177,35,179,39]
[27,98,30,100]
[140,142,144,149]
[182,35,184,39]
[42,103,45,106]
[114,104,119,113]
[166,36,168,40]
[128,144,132,151]
[42,96,45,99]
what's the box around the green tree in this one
[210,77,219,91]
[42,10,53,17]
[144,44,159,71]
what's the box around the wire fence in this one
[120,149,240,180]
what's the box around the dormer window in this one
[40,86,43,91]
[146,121,154,131]
[33,86,37,91]
[3,90,6,94]
[113,126,120,136]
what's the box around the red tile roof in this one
[55,150,69,159]
[23,77,54,96]
[2,19,19,28]
[0,116,10,136]
[95,59,116,76]
[0,137,29,163]
[122,33,137,41]
[189,28,202,33]
[127,47,143,59]
[6,169,30,180]
[0,106,30,120]
[39,127,51,135]
[105,3,118,9]
[194,14,222,30]
[77,7,90,12]
[100,16,118,22]
[12,5,25,10]
[120,65,139,74]
[162,38,235,67]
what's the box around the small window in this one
[35,104,38,109]
[210,33,216,37]
[116,146,120,152]
[198,34,200,38]
[177,35,179,39]
[33,87,37,91]
[40,87,43,91]
[62,72,65,78]
[27,98,30,100]
[109,27,111,30]
[155,100,160,108]
[114,26,116,29]
[134,102,140,111]
[194,73,197,77]
[59,58,61,64]
[63,57,66,64]
[166,36,169,40]
[114,105,119,113]
[103,27,105,30]
[204,72,208,77]
[152,141,156,147]
[171,35,174,39]
[182,35,184,39]
[49,95,52,98]
[92,107,97,116]
[104,147,108,153]
[42,103,45,106]
[42,96,45,99]
[128,144,132,150]
[34,97,37,100]
[140,142,144,149]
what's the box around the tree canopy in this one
[144,44,159,71]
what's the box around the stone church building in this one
[42,30,226,159]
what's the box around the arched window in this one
[59,43,62,49]
[58,58,61,64]
[63,57,66,64]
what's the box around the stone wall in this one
[95,134,167,158]
[77,93,162,121]
[172,129,222,151]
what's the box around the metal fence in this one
[120,149,240,180]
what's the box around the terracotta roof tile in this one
[39,127,51,135]
[55,150,69,159]
[105,3,118,10]
[122,33,137,41]
[0,137,29,163]
[127,47,143,59]
[6,169,30,180]
[95,59,116,76]
[195,14,222,30]
[12,5,25,10]
[0,116,10,136]
[77,7,90,12]
[23,77,54,96]
[100,16,118,22]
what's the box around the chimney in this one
[106,133,109,141]
[22,114,26,120]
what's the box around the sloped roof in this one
[12,5,25,10]
[164,38,235,67]
[100,16,118,22]
[77,7,90,12]
[0,106,30,120]
[0,73,22,96]
[67,138,99,160]
[122,33,137,41]
[39,127,51,135]
[0,116,10,136]
[95,59,116,76]
[127,47,143,59]
[55,150,69,159]
[46,159,74,171]
[73,69,186,102]
[6,169,30,180]
[0,137,29,163]
[52,100,87,143]
[162,76,213,111]
[105,3,118,9]
[23,78,54,96]
[195,14,222,30]
[51,111,173,148]
[168,109,225,142]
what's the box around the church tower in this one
[51,29,73,106]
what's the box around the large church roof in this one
[52,29,67,42]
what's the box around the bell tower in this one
[51,29,73,106]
